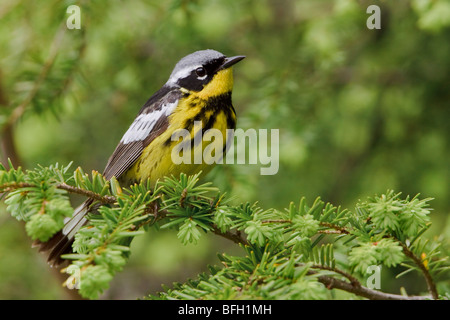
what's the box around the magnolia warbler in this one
[38,50,245,265]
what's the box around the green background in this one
[0,0,449,299]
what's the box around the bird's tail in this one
[33,199,93,267]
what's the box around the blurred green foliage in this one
[0,0,449,299]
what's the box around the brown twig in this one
[398,241,438,299]
[211,224,249,246]
[319,221,350,234]
[57,183,116,204]
[309,263,360,287]
[312,271,429,300]
[0,181,116,204]
[261,219,351,236]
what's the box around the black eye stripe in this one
[177,72,210,91]
[175,56,226,91]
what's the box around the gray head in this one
[166,49,245,91]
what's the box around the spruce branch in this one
[309,263,360,287]
[398,241,438,299]
[1,164,447,300]
[57,183,116,204]
[319,221,350,234]
[211,224,249,246]
[312,272,429,300]
[305,263,430,300]
[0,181,116,205]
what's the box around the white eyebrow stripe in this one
[166,64,202,85]
[120,100,178,144]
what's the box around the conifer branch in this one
[398,241,438,299]
[0,181,116,204]
[1,165,447,300]
[319,222,350,234]
[306,264,429,300]
[309,264,360,286]
[57,183,116,204]
[211,224,249,246]
[313,272,429,300]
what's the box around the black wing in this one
[103,86,181,180]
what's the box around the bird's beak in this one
[221,55,246,69]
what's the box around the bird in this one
[36,49,245,266]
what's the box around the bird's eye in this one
[196,67,206,78]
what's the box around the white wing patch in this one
[120,101,178,144]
